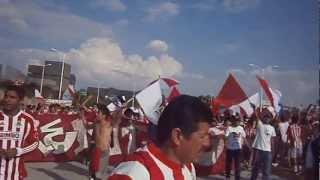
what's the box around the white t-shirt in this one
[278,121,289,143]
[252,120,276,152]
[209,127,225,136]
[225,126,246,150]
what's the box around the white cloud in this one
[147,40,169,53]
[0,37,184,91]
[145,2,179,22]
[92,0,127,12]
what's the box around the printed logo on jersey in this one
[0,131,22,140]
[0,121,4,127]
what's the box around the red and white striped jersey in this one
[287,124,302,148]
[108,143,196,180]
[245,125,256,139]
[0,110,39,180]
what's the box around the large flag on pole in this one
[63,85,76,100]
[256,76,274,106]
[167,86,181,103]
[68,85,76,97]
[160,77,179,87]
[212,74,248,112]
[135,80,162,125]
[256,76,282,112]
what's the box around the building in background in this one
[27,61,75,99]
[87,87,132,104]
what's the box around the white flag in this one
[270,88,282,113]
[34,89,44,99]
[136,80,162,125]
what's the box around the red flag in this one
[68,85,76,97]
[256,76,274,107]
[213,74,248,110]
[167,86,181,102]
[161,77,179,87]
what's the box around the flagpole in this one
[97,84,100,104]
[132,82,136,108]
[260,68,264,112]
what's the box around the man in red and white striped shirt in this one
[108,95,213,180]
[0,85,39,180]
[287,113,303,174]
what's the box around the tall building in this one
[27,61,73,99]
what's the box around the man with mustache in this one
[108,95,212,180]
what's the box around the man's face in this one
[261,110,273,124]
[176,122,210,164]
[3,90,21,112]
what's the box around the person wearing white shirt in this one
[225,116,246,180]
[250,108,276,180]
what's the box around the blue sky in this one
[0,0,318,106]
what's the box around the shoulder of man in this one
[109,151,151,180]
[20,111,36,122]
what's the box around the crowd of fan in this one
[5,99,320,179]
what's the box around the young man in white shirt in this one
[225,116,246,180]
[250,107,276,180]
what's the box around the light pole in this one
[50,48,66,100]
[97,82,108,104]
[40,63,52,96]
[97,84,100,104]
[249,64,279,111]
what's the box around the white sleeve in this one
[241,127,246,138]
[271,127,276,137]
[225,127,230,137]
[110,161,150,180]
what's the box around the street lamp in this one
[249,64,279,110]
[50,48,66,100]
[40,63,52,96]
[96,82,108,104]
[97,84,100,104]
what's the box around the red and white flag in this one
[34,89,44,100]
[135,80,162,125]
[67,84,76,97]
[167,86,181,102]
[256,76,282,112]
[212,74,248,113]
[160,77,179,87]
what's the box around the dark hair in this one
[124,108,134,117]
[5,85,25,100]
[291,113,299,124]
[156,95,213,146]
[97,104,110,116]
